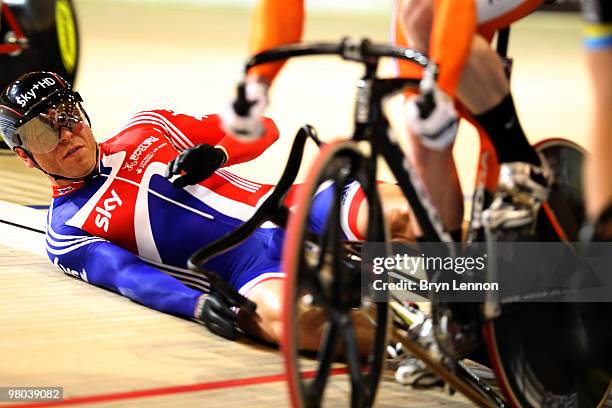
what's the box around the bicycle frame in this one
[240,38,514,407]
[244,38,453,246]
[188,37,507,407]
[189,36,608,408]
[188,38,452,303]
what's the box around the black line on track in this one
[0,218,45,234]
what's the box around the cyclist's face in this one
[27,121,97,181]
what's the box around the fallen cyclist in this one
[0,71,415,350]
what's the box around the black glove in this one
[165,144,227,188]
[196,291,240,341]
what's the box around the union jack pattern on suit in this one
[45,110,365,319]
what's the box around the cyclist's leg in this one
[400,0,550,231]
[236,272,285,343]
[308,180,416,241]
[364,183,416,241]
[239,277,374,354]
[234,181,406,351]
[286,179,416,241]
[582,0,612,239]
[394,0,464,236]
[455,35,507,115]
[429,0,544,165]
[468,0,557,231]
[467,0,543,167]
[396,0,544,220]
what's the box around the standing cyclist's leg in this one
[581,0,612,240]
[394,0,464,238]
[466,0,544,167]
[466,0,555,232]
[401,0,545,164]
[399,0,552,232]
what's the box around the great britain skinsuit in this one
[46,110,366,319]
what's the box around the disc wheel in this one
[282,141,389,408]
[0,0,79,90]
[485,140,612,407]
[536,139,586,241]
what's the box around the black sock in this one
[473,94,541,166]
[450,228,462,242]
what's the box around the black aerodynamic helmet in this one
[0,71,90,153]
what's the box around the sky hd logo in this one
[15,77,57,107]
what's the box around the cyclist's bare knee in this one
[240,279,339,350]
[295,307,375,355]
[295,307,329,351]
[239,279,284,344]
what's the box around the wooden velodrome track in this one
[0,1,601,407]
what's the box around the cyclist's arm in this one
[429,0,476,96]
[140,110,280,166]
[47,233,203,319]
[247,0,305,84]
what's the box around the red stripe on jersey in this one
[202,173,274,206]
[283,184,301,208]
[129,113,193,150]
[348,187,365,241]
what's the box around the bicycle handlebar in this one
[244,38,430,73]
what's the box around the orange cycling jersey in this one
[393,0,543,96]
[248,0,542,95]
[248,0,304,83]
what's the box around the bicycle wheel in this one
[485,140,612,407]
[0,0,79,90]
[282,141,389,408]
[536,139,586,241]
[485,302,611,407]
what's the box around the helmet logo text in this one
[15,77,58,107]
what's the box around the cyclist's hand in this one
[406,86,458,151]
[195,292,240,341]
[165,143,227,188]
[222,81,269,140]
